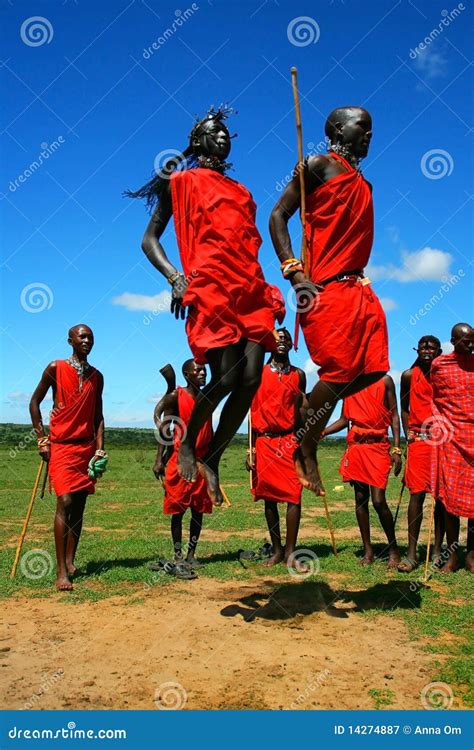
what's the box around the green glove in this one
[88,456,108,479]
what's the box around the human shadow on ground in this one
[75,557,153,577]
[220,579,422,622]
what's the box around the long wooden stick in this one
[393,481,405,530]
[423,493,436,581]
[322,496,338,555]
[248,411,253,490]
[10,461,44,578]
[290,66,308,352]
[39,463,49,499]
[219,484,231,508]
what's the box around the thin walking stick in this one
[219,484,232,508]
[248,411,253,490]
[423,494,436,581]
[322,495,338,555]
[290,66,308,352]
[39,463,49,499]
[10,460,45,578]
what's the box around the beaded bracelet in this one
[280,258,304,279]
[95,449,108,458]
[167,271,184,286]
[390,447,402,455]
[37,436,50,447]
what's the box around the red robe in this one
[301,152,388,382]
[49,360,98,496]
[431,353,474,518]
[250,365,302,505]
[405,366,433,494]
[163,387,213,515]
[170,169,279,365]
[339,379,392,490]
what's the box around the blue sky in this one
[1,0,472,428]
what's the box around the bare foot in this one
[387,549,401,569]
[66,564,78,577]
[262,551,284,567]
[359,552,375,566]
[178,442,198,482]
[397,558,418,573]
[285,554,310,574]
[439,558,460,574]
[293,447,325,496]
[55,576,73,591]
[465,551,474,573]
[197,460,223,506]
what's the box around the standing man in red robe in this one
[270,107,389,497]
[431,323,474,573]
[247,329,307,571]
[323,376,402,567]
[29,325,105,591]
[397,336,444,573]
[151,359,213,577]
[128,107,282,507]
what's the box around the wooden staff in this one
[290,66,308,352]
[39,463,49,499]
[322,495,338,556]
[423,493,436,581]
[248,411,253,490]
[10,461,44,578]
[219,484,232,508]
[393,481,405,530]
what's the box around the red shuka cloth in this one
[170,169,279,365]
[163,387,213,515]
[430,353,474,518]
[49,360,98,496]
[300,152,388,382]
[405,365,433,494]
[250,365,302,505]
[339,379,392,490]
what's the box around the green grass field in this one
[1,436,472,707]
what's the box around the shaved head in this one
[68,323,92,338]
[451,322,473,354]
[181,358,195,378]
[325,106,369,142]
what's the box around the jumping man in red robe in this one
[398,335,444,573]
[431,323,474,574]
[323,376,402,567]
[151,359,213,575]
[247,329,307,571]
[270,107,388,498]
[29,325,105,591]
[128,107,282,507]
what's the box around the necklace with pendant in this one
[270,361,291,379]
[67,357,90,392]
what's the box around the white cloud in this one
[413,46,448,81]
[5,391,51,405]
[112,290,171,312]
[146,393,164,404]
[368,247,452,282]
[441,340,454,354]
[380,297,397,312]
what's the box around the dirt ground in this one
[2,576,439,711]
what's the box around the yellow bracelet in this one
[390,447,402,455]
